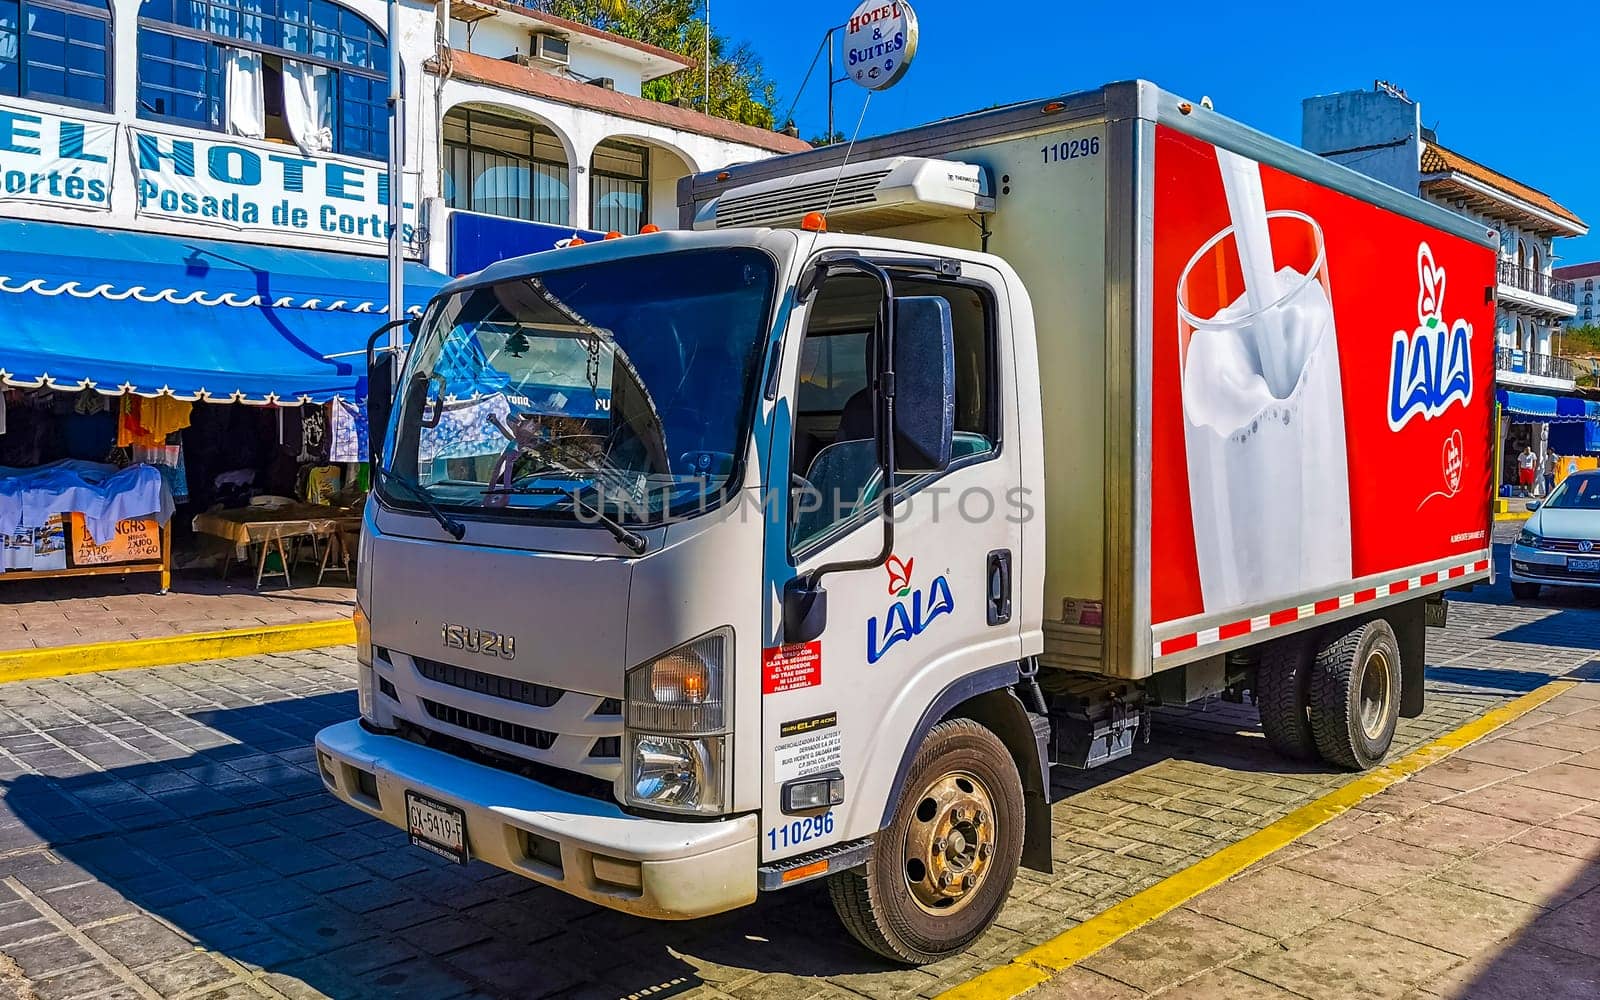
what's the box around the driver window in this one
[789,274,997,552]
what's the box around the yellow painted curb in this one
[1494,512,1532,522]
[0,618,356,683]
[937,678,1579,1000]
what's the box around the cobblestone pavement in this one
[0,570,1595,1000]
[1033,681,1600,1000]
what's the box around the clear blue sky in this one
[716,0,1599,263]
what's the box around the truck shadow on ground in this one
[1,671,1570,999]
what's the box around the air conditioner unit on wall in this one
[531,33,570,66]
[693,157,995,231]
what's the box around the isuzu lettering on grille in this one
[441,624,516,660]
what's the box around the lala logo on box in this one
[1388,243,1473,431]
[867,554,953,664]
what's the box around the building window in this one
[442,108,569,224]
[136,0,387,160]
[591,139,648,235]
[1586,279,1594,291]
[0,0,112,110]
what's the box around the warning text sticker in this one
[762,641,821,694]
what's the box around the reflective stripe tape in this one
[1153,558,1488,659]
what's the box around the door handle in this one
[987,549,1012,626]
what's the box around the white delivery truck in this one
[315,81,1497,963]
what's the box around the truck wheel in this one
[828,718,1024,965]
[1310,620,1402,770]
[1256,637,1316,760]
[1510,581,1541,600]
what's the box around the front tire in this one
[1310,620,1402,770]
[1510,581,1541,600]
[828,719,1024,964]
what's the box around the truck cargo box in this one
[684,81,1496,680]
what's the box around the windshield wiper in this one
[376,466,467,540]
[480,485,647,554]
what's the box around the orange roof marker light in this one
[567,236,587,246]
[800,211,828,232]
[604,231,624,240]
[639,224,662,234]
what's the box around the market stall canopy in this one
[1497,389,1600,424]
[0,220,446,404]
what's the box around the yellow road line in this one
[0,618,355,684]
[938,678,1578,1000]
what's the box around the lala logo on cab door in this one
[1387,243,1474,431]
[867,554,953,665]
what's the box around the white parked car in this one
[1509,470,1600,599]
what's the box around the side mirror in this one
[366,353,393,468]
[1527,500,1541,512]
[891,296,955,475]
[365,317,416,468]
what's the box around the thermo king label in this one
[774,723,842,783]
[761,641,821,694]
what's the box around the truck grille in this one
[412,657,622,717]
[420,699,559,750]
[414,656,565,707]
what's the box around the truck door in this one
[762,259,1025,860]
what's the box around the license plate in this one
[1569,557,1600,574]
[405,791,468,864]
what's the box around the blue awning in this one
[1497,389,1600,423]
[0,220,445,404]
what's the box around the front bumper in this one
[314,720,757,919]
[1508,544,1600,589]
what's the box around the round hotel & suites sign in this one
[843,1,919,92]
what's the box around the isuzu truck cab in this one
[316,81,1496,963]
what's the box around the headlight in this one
[625,628,730,735]
[354,604,372,668]
[629,735,722,811]
[354,604,375,720]
[1517,528,1539,547]
[623,628,732,813]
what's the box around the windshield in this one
[384,248,776,525]
[1542,474,1600,510]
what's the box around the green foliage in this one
[536,1,779,129]
[1561,324,1600,357]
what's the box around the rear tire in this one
[828,719,1024,965]
[1256,637,1316,761]
[1510,581,1541,600]
[1310,620,1402,770]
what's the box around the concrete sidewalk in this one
[1032,681,1600,1000]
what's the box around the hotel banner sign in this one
[0,97,116,210]
[129,125,423,252]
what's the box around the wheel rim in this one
[902,770,996,916]
[1358,648,1393,741]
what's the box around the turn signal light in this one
[800,211,827,232]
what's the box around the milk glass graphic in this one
[1177,162,1352,612]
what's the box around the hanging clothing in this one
[224,48,266,139]
[74,390,108,415]
[329,399,367,463]
[116,395,145,448]
[116,396,192,448]
[282,61,334,155]
[299,403,330,463]
[142,396,192,442]
[134,440,189,503]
